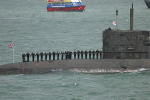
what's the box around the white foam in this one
[51,69,62,71]
[68,68,140,74]
[139,68,147,71]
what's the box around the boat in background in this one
[47,0,86,12]
[144,0,150,8]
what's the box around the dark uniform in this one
[40,52,43,61]
[22,53,25,62]
[57,51,60,60]
[67,51,70,59]
[96,49,99,59]
[31,52,35,61]
[69,51,72,59]
[85,50,87,59]
[92,50,95,59]
[49,51,51,60]
[108,27,111,30]
[65,51,69,59]
[61,51,64,60]
[26,52,30,62]
[89,50,91,59]
[100,50,102,59]
[44,52,48,61]
[65,51,68,60]
[77,50,80,59]
[81,50,83,59]
[36,52,39,62]
[74,50,76,59]
[53,51,55,60]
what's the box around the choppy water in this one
[1,71,150,100]
[0,0,150,99]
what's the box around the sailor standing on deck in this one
[67,51,70,59]
[65,51,68,60]
[57,51,60,60]
[108,27,111,30]
[22,53,25,62]
[44,51,48,61]
[100,50,102,59]
[49,51,51,60]
[89,49,91,59]
[61,51,64,60]
[40,51,43,61]
[36,52,39,62]
[74,50,76,59]
[69,50,72,59]
[26,52,30,62]
[77,50,80,59]
[53,51,55,60]
[81,50,83,59]
[85,50,87,59]
[96,49,99,59]
[92,49,95,59]
[31,52,35,61]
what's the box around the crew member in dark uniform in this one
[36,52,39,62]
[81,50,83,59]
[69,50,72,59]
[77,50,80,59]
[108,27,111,30]
[53,51,55,60]
[57,51,60,60]
[22,53,25,62]
[67,51,70,59]
[31,52,35,61]
[44,51,48,61]
[61,51,64,60]
[100,50,102,59]
[85,50,87,59]
[89,49,91,59]
[74,50,76,59]
[40,51,43,61]
[26,52,30,62]
[49,51,51,60]
[65,51,68,60]
[96,49,99,59]
[92,49,95,59]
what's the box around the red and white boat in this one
[47,0,86,12]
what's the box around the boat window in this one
[52,3,58,5]
[73,2,76,6]
[62,2,66,5]
[67,2,72,5]
[69,2,72,5]
[76,2,79,6]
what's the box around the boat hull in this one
[47,5,86,12]
[0,59,150,74]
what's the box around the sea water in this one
[0,0,150,99]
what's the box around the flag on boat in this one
[9,42,14,48]
[113,21,116,25]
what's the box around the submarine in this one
[0,4,150,74]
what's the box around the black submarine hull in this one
[145,0,150,8]
[0,59,149,74]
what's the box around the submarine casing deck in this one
[0,59,150,74]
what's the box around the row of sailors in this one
[22,49,102,62]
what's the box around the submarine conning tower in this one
[103,3,150,59]
[103,30,150,59]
